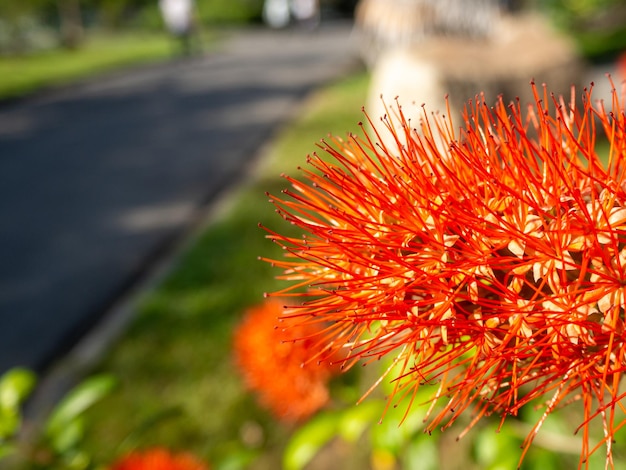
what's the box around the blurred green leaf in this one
[0,408,20,440]
[48,418,84,455]
[215,448,259,470]
[370,408,407,454]
[283,412,341,470]
[337,400,382,443]
[46,374,116,437]
[62,449,90,470]
[473,423,520,470]
[521,446,562,470]
[0,368,36,442]
[404,436,439,470]
[370,393,432,455]
[0,368,36,410]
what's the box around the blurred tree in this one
[541,0,626,60]
[57,0,84,48]
[195,0,263,24]
[0,0,46,53]
[83,0,155,28]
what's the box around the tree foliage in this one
[541,0,626,60]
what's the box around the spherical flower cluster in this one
[263,80,626,468]
[109,448,208,470]
[233,299,342,423]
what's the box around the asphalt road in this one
[0,21,359,374]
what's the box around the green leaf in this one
[0,368,36,409]
[0,407,20,439]
[370,412,405,454]
[283,412,341,470]
[45,374,116,436]
[370,398,430,455]
[62,449,90,470]
[337,400,382,443]
[0,369,36,449]
[49,418,84,454]
[404,436,439,470]
[65,452,91,470]
[473,423,520,470]
[521,446,562,470]
[215,449,258,470]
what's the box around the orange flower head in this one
[262,79,626,468]
[109,448,208,470]
[233,299,342,422]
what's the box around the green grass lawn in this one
[76,71,371,470]
[0,31,214,101]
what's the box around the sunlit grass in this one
[80,70,370,469]
[0,31,215,101]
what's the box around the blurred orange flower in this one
[109,448,208,470]
[263,80,626,468]
[233,299,341,423]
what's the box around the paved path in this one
[0,21,359,373]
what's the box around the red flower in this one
[109,448,208,470]
[263,79,626,468]
[233,299,342,423]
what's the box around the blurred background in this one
[1,0,624,65]
[0,0,358,54]
[2,1,626,469]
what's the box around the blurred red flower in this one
[233,299,342,423]
[263,80,626,468]
[109,448,208,470]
